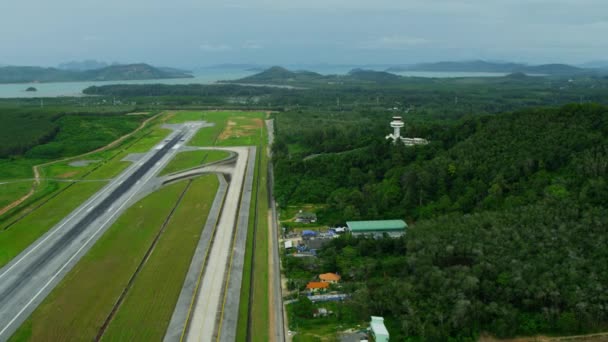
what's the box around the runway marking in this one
[0,155,144,281]
[0,140,176,337]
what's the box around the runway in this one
[0,123,202,341]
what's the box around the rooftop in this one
[346,220,407,232]
[319,273,341,282]
[306,282,330,289]
[371,316,389,336]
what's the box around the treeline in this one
[274,104,608,223]
[82,75,608,121]
[25,114,143,160]
[0,108,144,159]
[0,109,62,158]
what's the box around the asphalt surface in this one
[218,146,256,342]
[185,146,251,342]
[0,123,202,341]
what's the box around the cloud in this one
[358,35,430,50]
[82,35,104,42]
[242,40,263,49]
[199,43,231,52]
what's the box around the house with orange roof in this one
[306,281,329,293]
[319,272,341,284]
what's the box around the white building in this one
[385,116,429,146]
[370,316,390,342]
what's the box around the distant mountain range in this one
[387,60,592,75]
[230,66,412,85]
[0,63,193,84]
[58,60,110,71]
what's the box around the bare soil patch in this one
[57,171,79,179]
[218,117,263,141]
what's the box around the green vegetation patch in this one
[237,122,270,341]
[0,181,33,208]
[0,181,105,268]
[102,175,219,341]
[159,150,231,176]
[11,181,188,341]
[287,299,364,341]
[169,111,265,147]
[25,114,143,160]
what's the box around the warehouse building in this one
[346,219,407,238]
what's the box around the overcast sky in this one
[1,0,607,67]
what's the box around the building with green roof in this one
[346,219,407,238]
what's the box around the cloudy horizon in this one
[2,0,608,68]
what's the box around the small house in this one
[319,273,341,284]
[306,281,329,293]
[295,211,317,224]
[284,240,293,250]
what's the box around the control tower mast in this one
[385,115,429,146]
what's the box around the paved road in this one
[185,147,251,342]
[0,123,203,341]
[267,119,286,342]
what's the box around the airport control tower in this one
[386,115,429,146]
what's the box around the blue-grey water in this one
[0,68,513,98]
[0,69,256,98]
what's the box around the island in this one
[0,63,194,84]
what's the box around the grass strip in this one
[9,181,188,341]
[159,150,231,176]
[100,175,218,341]
[0,181,105,268]
[236,120,270,341]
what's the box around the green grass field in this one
[159,150,231,176]
[101,175,219,341]
[0,181,106,268]
[10,181,189,341]
[236,118,270,341]
[0,181,32,208]
[0,112,169,269]
[286,300,365,341]
[166,110,265,147]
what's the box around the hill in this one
[387,60,590,75]
[57,60,109,71]
[0,63,193,83]
[231,66,324,84]
[346,68,402,82]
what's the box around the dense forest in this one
[274,104,608,222]
[277,104,608,339]
[0,107,144,159]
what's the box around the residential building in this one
[319,273,341,284]
[306,281,329,293]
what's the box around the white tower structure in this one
[385,115,429,146]
[389,116,404,139]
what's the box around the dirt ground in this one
[218,117,263,141]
